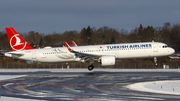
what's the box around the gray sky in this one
[0,0,180,34]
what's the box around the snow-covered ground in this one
[0,75,46,101]
[0,69,180,100]
[127,80,180,95]
[0,96,46,101]
[0,75,26,81]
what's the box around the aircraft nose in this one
[170,48,175,54]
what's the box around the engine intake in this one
[101,55,115,66]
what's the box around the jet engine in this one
[101,55,115,66]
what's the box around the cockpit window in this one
[162,45,169,48]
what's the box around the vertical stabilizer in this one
[5,27,35,51]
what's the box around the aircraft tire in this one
[88,65,94,71]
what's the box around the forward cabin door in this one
[98,46,104,55]
[153,43,158,52]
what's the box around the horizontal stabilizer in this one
[5,51,24,55]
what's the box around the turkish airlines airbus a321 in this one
[4,28,175,71]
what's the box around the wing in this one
[64,41,101,61]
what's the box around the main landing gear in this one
[88,60,94,71]
[88,65,94,71]
[154,57,157,65]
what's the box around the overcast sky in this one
[0,0,180,34]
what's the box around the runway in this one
[0,69,180,101]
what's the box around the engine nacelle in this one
[101,55,116,66]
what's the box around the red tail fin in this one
[5,27,35,51]
[71,40,77,46]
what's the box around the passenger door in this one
[32,50,36,59]
[153,43,158,52]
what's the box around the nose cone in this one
[170,48,175,55]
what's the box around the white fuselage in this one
[5,42,175,63]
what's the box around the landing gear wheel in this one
[88,65,94,71]
[154,57,157,65]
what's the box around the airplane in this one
[4,27,175,71]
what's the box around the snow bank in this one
[0,75,26,81]
[0,96,46,101]
[127,80,180,95]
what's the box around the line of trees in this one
[0,22,180,52]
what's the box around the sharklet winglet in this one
[64,41,72,51]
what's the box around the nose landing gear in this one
[154,57,157,65]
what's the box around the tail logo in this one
[10,34,26,51]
